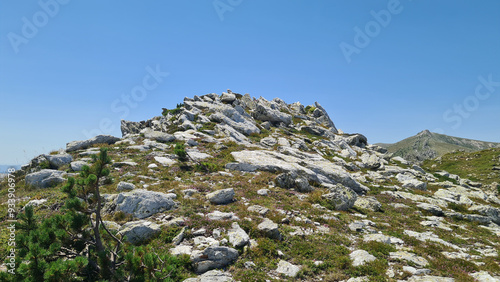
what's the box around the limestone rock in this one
[322,184,357,211]
[389,251,428,267]
[253,104,292,125]
[183,270,233,282]
[70,161,89,171]
[191,246,239,274]
[257,218,281,240]
[143,129,175,143]
[117,181,136,191]
[350,250,376,266]
[25,169,66,188]
[354,196,382,212]
[228,222,250,248]
[66,135,120,152]
[113,189,176,219]
[220,92,236,103]
[118,220,161,244]
[406,276,454,282]
[276,260,301,277]
[45,153,73,168]
[363,234,404,245]
[206,188,235,205]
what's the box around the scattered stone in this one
[45,153,73,168]
[406,276,454,282]
[183,270,233,282]
[143,130,175,142]
[154,156,176,166]
[354,196,382,212]
[470,271,498,282]
[25,169,66,188]
[207,211,237,221]
[276,260,301,277]
[257,218,281,240]
[322,184,357,211]
[25,199,47,208]
[117,181,136,191]
[402,266,431,276]
[118,220,161,244]
[191,246,239,274]
[247,205,269,215]
[417,203,444,216]
[171,245,193,256]
[350,250,376,266]
[228,222,250,248]
[66,135,120,152]
[70,161,89,171]
[363,234,404,245]
[206,188,235,205]
[172,227,186,245]
[112,189,176,219]
[257,189,269,196]
[389,251,428,267]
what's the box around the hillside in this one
[422,148,500,186]
[378,130,500,164]
[1,92,499,281]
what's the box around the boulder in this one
[25,169,66,188]
[276,260,301,277]
[354,196,382,212]
[45,153,73,168]
[417,203,444,216]
[389,251,428,267]
[228,222,250,248]
[260,136,277,147]
[350,250,376,267]
[229,148,369,194]
[70,161,89,171]
[206,188,235,205]
[143,130,175,143]
[117,181,136,191]
[118,220,161,244]
[220,92,236,103]
[121,120,145,136]
[191,246,239,274]
[207,211,237,221]
[183,270,233,282]
[360,153,381,169]
[113,189,176,219]
[253,104,292,125]
[322,184,357,211]
[66,135,120,152]
[468,205,500,225]
[257,218,281,240]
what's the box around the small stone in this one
[350,250,376,266]
[117,181,136,191]
[276,260,301,277]
[206,188,235,205]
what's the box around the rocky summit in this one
[2,91,500,281]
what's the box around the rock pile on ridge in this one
[12,91,500,281]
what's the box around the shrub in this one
[174,144,188,161]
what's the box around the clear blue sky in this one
[1,0,500,165]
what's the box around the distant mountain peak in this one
[380,130,500,163]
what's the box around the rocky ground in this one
[1,91,500,281]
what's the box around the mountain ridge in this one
[1,92,500,281]
[377,130,500,164]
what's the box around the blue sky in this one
[1,0,499,165]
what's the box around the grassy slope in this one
[423,147,500,185]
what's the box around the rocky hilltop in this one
[379,130,500,164]
[3,91,500,281]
